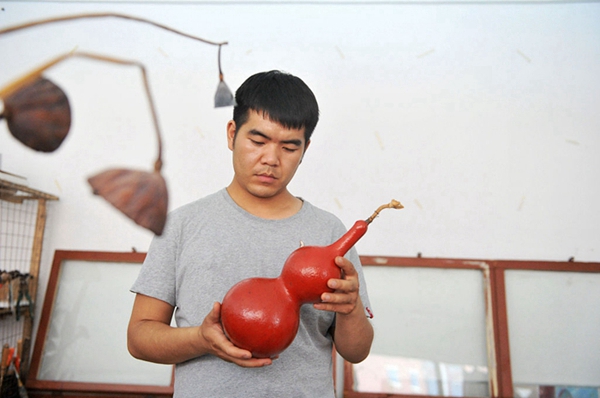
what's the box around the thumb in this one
[209,301,222,321]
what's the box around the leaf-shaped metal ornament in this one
[88,168,168,235]
[214,44,235,108]
[214,79,235,108]
[2,77,71,152]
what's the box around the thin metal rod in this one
[0,52,73,98]
[0,12,228,170]
[0,12,228,47]
[218,44,224,80]
[0,51,164,171]
[75,52,164,172]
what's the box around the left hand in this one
[313,256,360,315]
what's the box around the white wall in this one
[1,0,599,352]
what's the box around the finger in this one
[315,289,361,314]
[328,274,358,288]
[231,356,275,368]
[218,337,254,359]
[220,343,276,367]
[208,301,221,321]
[321,290,354,305]
[205,303,276,367]
[335,256,357,277]
[205,302,255,360]
[313,300,355,315]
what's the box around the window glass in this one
[38,259,172,386]
[505,270,600,397]
[354,266,490,396]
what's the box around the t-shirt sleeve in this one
[345,246,374,319]
[130,219,179,306]
[330,218,373,319]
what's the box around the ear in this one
[300,139,311,163]
[304,139,311,153]
[227,120,236,150]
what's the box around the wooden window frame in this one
[343,255,600,398]
[26,250,174,397]
[24,251,599,397]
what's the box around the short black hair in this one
[233,71,319,144]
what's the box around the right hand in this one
[199,302,275,368]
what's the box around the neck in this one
[226,184,302,220]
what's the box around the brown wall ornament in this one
[0,13,234,235]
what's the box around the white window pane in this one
[39,259,172,386]
[506,270,600,388]
[354,266,490,396]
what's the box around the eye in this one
[283,147,299,153]
[250,139,265,146]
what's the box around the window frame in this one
[343,255,600,398]
[26,250,174,397]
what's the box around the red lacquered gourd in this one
[221,278,299,358]
[280,220,368,303]
[220,200,403,358]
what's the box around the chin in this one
[249,186,282,199]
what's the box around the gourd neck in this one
[331,220,368,255]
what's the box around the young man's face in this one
[227,110,309,201]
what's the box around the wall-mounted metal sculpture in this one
[0,13,234,235]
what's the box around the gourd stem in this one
[365,199,404,224]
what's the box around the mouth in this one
[256,173,277,183]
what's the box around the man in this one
[127,70,374,397]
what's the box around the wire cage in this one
[0,176,57,386]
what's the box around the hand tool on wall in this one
[0,344,9,388]
[8,358,28,398]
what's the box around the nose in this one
[261,144,279,167]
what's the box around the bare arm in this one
[313,256,374,363]
[127,293,274,367]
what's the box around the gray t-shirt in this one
[131,189,372,397]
